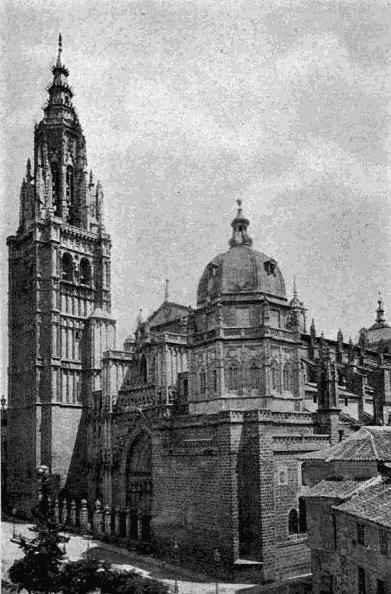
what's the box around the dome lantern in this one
[229,200,253,248]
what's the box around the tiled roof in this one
[300,426,391,462]
[301,479,363,499]
[335,479,391,528]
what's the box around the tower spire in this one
[164,279,169,302]
[56,33,63,67]
[229,199,253,248]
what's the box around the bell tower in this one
[7,36,114,512]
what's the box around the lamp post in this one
[213,549,221,594]
[173,539,179,593]
[36,464,51,526]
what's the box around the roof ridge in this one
[365,427,379,458]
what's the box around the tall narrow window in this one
[358,567,366,594]
[213,369,218,393]
[298,498,307,533]
[283,362,293,392]
[249,363,260,389]
[200,369,206,394]
[271,360,281,392]
[226,362,239,391]
[288,509,299,535]
[66,165,74,204]
[62,253,73,282]
[79,258,91,285]
[66,165,74,223]
[357,523,365,545]
[140,355,147,384]
[51,162,60,215]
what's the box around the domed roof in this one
[197,201,286,306]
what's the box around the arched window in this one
[271,360,281,392]
[140,355,147,384]
[249,363,260,389]
[51,162,60,214]
[199,368,206,395]
[79,258,91,285]
[151,356,156,383]
[283,362,293,392]
[288,509,299,535]
[62,253,74,282]
[226,362,240,391]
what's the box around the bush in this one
[59,559,108,594]
[98,569,169,594]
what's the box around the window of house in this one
[379,529,388,555]
[183,378,188,398]
[377,579,385,594]
[313,394,317,403]
[357,523,365,545]
[338,430,344,443]
[277,466,288,486]
[344,397,349,407]
[358,567,366,594]
[288,509,299,535]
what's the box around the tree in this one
[59,559,106,594]
[8,524,66,594]
[98,568,170,594]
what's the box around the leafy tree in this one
[8,524,66,594]
[59,558,106,594]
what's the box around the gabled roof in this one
[334,479,391,528]
[301,479,365,499]
[301,426,391,462]
[146,301,188,329]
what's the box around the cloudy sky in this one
[1,0,391,394]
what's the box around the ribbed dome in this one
[197,201,286,306]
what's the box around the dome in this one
[197,201,286,306]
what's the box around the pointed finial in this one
[89,171,94,186]
[376,291,385,324]
[337,328,343,342]
[229,199,252,248]
[56,33,63,66]
[137,308,144,326]
[293,275,298,298]
[26,158,32,181]
[164,279,169,302]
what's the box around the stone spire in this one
[45,34,75,117]
[229,199,253,248]
[164,279,169,302]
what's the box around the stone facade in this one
[7,39,391,584]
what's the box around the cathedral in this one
[7,38,391,582]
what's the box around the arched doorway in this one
[125,431,152,541]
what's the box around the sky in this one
[1,0,391,395]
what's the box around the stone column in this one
[53,499,60,524]
[70,500,77,526]
[60,499,68,525]
[93,500,103,534]
[125,507,131,539]
[137,510,143,541]
[79,499,88,530]
[114,506,120,537]
[104,504,111,535]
